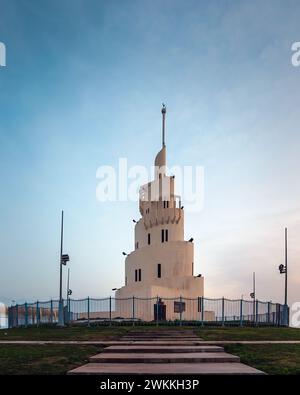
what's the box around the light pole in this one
[66,268,72,300]
[278,227,288,325]
[250,272,256,324]
[66,268,72,323]
[58,210,70,326]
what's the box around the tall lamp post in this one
[250,272,256,324]
[279,227,288,326]
[58,210,70,326]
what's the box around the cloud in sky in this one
[0,0,299,309]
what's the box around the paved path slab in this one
[2,340,298,345]
[103,345,224,353]
[90,352,239,363]
[68,362,265,375]
[121,337,200,341]
[67,328,265,375]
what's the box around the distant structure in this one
[115,105,205,320]
[0,302,8,329]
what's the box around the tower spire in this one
[161,103,166,147]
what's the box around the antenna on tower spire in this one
[161,103,166,147]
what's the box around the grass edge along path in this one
[0,344,102,375]
[195,327,300,341]
[225,344,300,375]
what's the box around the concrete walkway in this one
[1,340,300,345]
[68,329,265,375]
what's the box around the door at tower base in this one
[115,282,207,322]
[113,292,216,322]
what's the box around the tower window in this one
[136,242,139,249]
[161,229,168,243]
[135,269,138,282]
[148,233,151,245]
[138,268,141,281]
[157,263,161,278]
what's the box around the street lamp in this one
[58,210,70,326]
[250,272,256,323]
[278,227,288,325]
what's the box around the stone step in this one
[121,336,199,341]
[103,345,224,353]
[122,337,200,340]
[127,328,195,334]
[69,362,265,375]
[109,341,205,346]
[124,332,196,335]
[125,332,196,336]
[90,352,238,363]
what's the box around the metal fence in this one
[7,296,289,328]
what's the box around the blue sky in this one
[0,0,300,308]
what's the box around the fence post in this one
[16,304,18,327]
[50,300,53,324]
[156,296,159,327]
[109,296,112,326]
[240,299,243,327]
[221,297,225,326]
[25,303,28,328]
[267,301,271,324]
[8,307,11,328]
[36,301,40,327]
[87,297,90,327]
[132,296,135,327]
[255,300,258,326]
[285,305,290,327]
[201,297,204,326]
[277,303,281,326]
[179,296,182,326]
[67,298,71,324]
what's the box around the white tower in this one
[115,105,204,320]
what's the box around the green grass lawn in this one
[0,345,102,375]
[225,344,300,375]
[1,343,300,375]
[1,325,300,341]
[196,327,300,341]
[0,325,131,341]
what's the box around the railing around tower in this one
[7,296,289,328]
